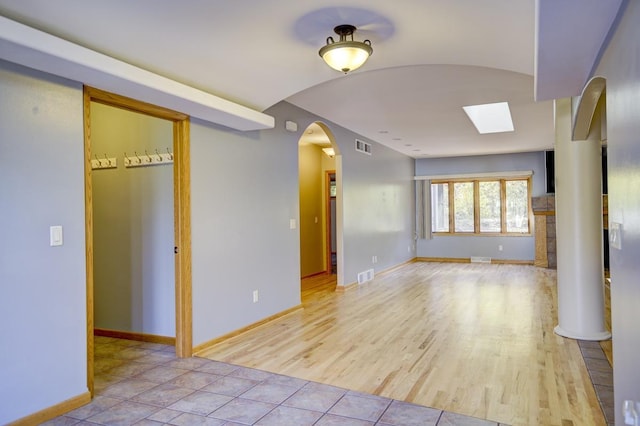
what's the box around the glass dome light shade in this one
[319,40,372,73]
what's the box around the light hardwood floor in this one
[198,262,607,426]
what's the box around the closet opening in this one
[83,87,192,396]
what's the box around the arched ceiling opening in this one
[0,0,624,158]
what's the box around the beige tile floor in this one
[44,337,507,425]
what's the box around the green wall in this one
[299,143,325,277]
[91,102,175,337]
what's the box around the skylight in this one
[462,102,514,134]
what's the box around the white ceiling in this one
[0,0,623,158]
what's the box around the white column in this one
[554,98,610,341]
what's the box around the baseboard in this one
[335,282,358,292]
[417,257,533,265]
[417,257,470,263]
[491,259,534,265]
[377,258,418,276]
[336,258,418,293]
[8,391,91,426]
[94,328,175,345]
[301,270,329,279]
[193,304,304,356]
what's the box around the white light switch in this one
[50,225,63,246]
[290,219,296,229]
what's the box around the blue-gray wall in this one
[190,115,302,346]
[190,101,415,346]
[594,1,640,419]
[0,59,416,420]
[4,9,640,419]
[340,128,416,281]
[0,60,88,423]
[415,152,546,261]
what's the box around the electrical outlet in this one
[498,245,503,251]
[252,290,259,303]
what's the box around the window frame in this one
[431,176,533,236]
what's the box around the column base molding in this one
[554,325,611,341]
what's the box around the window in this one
[431,183,449,232]
[479,181,501,232]
[506,180,528,233]
[454,182,474,232]
[430,176,531,235]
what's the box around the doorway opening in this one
[84,87,192,396]
[326,171,337,274]
[298,122,344,288]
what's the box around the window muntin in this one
[431,177,530,235]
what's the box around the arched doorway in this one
[297,122,344,287]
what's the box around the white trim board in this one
[0,16,274,132]
[414,170,533,180]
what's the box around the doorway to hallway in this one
[326,171,337,274]
[297,122,342,283]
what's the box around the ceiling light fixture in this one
[319,25,372,74]
[322,147,335,157]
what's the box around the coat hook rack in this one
[91,153,117,170]
[124,148,174,168]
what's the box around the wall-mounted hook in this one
[124,150,171,168]
[92,153,116,169]
[166,147,174,160]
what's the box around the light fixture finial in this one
[319,24,372,74]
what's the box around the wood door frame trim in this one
[325,170,336,274]
[173,117,192,358]
[83,86,192,395]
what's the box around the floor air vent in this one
[357,269,375,284]
[470,256,492,264]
